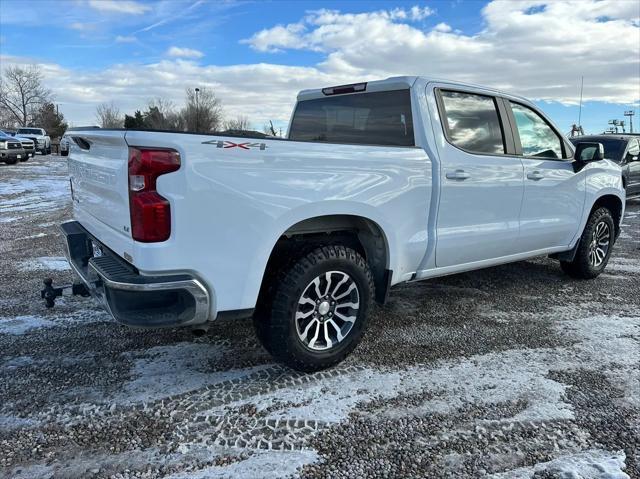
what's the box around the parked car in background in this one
[570,135,640,197]
[15,127,51,154]
[60,134,70,156]
[61,76,625,371]
[0,131,26,164]
[15,136,35,160]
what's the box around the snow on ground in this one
[120,342,273,404]
[18,256,70,272]
[0,315,57,335]
[1,158,639,478]
[607,257,640,274]
[166,450,320,479]
[490,450,630,479]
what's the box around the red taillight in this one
[128,147,180,242]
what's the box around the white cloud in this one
[244,1,639,105]
[433,22,452,33]
[87,0,151,15]
[115,35,138,43]
[244,6,435,53]
[166,46,205,59]
[69,22,96,31]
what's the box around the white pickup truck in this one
[15,127,51,154]
[60,76,625,371]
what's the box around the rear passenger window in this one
[510,102,564,159]
[288,90,415,146]
[439,90,505,155]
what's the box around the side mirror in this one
[574,142,604,163]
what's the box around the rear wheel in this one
[61,150,69,157]
[255,245,374,371]
[46,146,51,155]
[560,207,614,279]
[4,157,17,165]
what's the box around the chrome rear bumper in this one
[60,221,210,327]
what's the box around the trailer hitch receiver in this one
[41,278,90,308]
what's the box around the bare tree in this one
[95,102,123,128]
[0,65,51,126]
[181,87,223,133]
[223,115,251,132]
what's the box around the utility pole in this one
[195,88,200,132]
[624,110,635,133]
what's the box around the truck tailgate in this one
[68,130,133,255]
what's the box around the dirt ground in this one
[1,155,638,479]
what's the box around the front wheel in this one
[256,245,374,372]
[560,207,615,279]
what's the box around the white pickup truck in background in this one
[60,76,625,371]
[15,127,51,154]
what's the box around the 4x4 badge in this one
[202,140,268,150]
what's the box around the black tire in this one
[4,158,17,165]
[46,146,51,155]
[61,150,69,157]
[560,207,615,279]
[256,245,374,372]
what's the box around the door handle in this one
[527,171,544,181]
[446,169,471,180]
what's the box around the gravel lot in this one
[0,155,638,479]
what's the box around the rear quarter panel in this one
[124,130,432,313]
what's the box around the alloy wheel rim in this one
[588,221,610,267]
[295,271,360,351]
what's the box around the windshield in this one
[17,128,43,135]
[571,138,626,161]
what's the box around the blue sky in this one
[1,0,638,134]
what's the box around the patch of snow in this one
[607,257,640,274]
[165,450,318,479]
[119,342,272,404]
[2,356,35,369]
[0,315,57,335]
[16,232,47,240]
[489,449,629,479]
[18,256,70,271]
[6,464,54,479]
[0,414,40,432]
[0,176,70,214]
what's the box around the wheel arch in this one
[590,193,623,239]
[554,192,624,263]
[259,214,392,305]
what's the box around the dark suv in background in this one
[570,135,640,197]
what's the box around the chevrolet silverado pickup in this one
[60,76,625,371]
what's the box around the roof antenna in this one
[570,76,585,137]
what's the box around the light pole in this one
[195,88,200,132]
[624,110,635,134]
